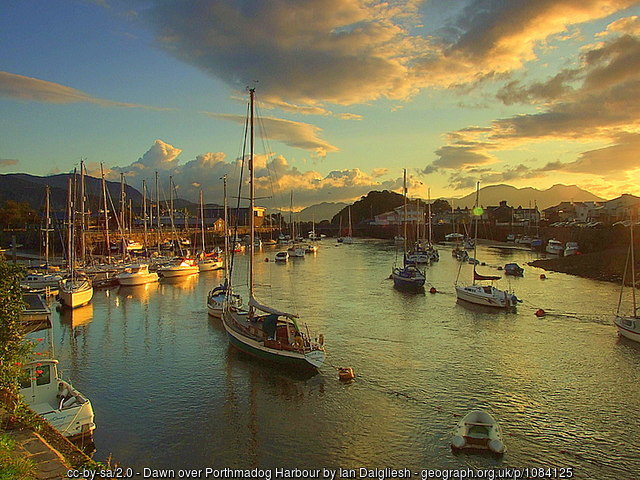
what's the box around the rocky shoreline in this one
[529,247,639,285]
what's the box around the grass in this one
[0,434,36,480]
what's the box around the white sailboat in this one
[208,175,242,318]
[341,206,354,244]
[614,218,639,342]
[197,190,223,272]
[221,89,325,369]
[58,173,93,309]
[116,263,159,286]
[455,182,519,309]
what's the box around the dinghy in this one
[451,410,505,454]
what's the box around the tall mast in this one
[428,187,432,245]
[403,168,407,253]
[80,159,86,264]
[472,182,480,285]
[44,185,51,267]
[143,179,148,249]
[100,163,111,264]
[156,171,161,252]
[249,88,255,299]
[120,173,125,235]
[222,175,229,281]
[200,189,206,253]
[631,212,637,316]
[66,177,72,269]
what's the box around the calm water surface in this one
[48,241,640,479]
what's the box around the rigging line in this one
[228,99,251,288]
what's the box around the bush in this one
[0,261,30,394]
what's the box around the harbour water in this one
[46,241,639,478]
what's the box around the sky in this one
[2,0,640,209]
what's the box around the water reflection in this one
[43,240,640,478]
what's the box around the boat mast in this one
[403,168,407,253]
[472,181,480,285]
[222,174,229,282]
[632,212,637,316]
[428,187,432,246]
[249,88,255,300]
[80,159,86,265]
[66,177,72,270]
[44,185,51,268]
[200,189,206,254]
[100,163,111,264]
[143,179,148,250]
[120,173,126,260]
[156,171,161,252]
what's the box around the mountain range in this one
[447,184,605,211]
[0,173,608,219]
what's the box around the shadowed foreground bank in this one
[529,247,639,285]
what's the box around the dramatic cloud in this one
[108,140,399,208]
[205,112,339,157]
[0,71,171,110]
[425,17,640,189]
[131,0,636,107]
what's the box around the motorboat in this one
[504,263,524,276]
[157,258,199,278]
[546,239,564,255]
[564,242,579,256]
[116,264,159,286]
[451,410,505,454]
[21,272,63,289]
[198,255,223,272]
[275,251,289,262]
[20,359,95,442]
[456,284,519,308]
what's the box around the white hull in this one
[451,410,505,454]
[546,240,564,255]
[614,315,640,343]
[58,282,93,309]
[198,260,223,272]
[22,273,63,289]
[117,272,159,286]
[455,285,516,309]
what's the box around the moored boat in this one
[58,274,93,309]
[614,219,639,343]
[116,264,159,286]
[157,258,199,277]
[546,239,564,255]
[451,410,505,454]
[20,359,95,442]
[222,88,325,370]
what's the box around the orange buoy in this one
[540,273,546,279]
[338,367,355,381]
[535,308,546,317]
[429,287,437,294]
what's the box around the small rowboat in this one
[451,410,505,454]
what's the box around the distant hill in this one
[297,202,347,222]
[332,190,405,224]
[0,173,144,212]
[449,184,605,210]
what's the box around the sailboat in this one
[59,173,93,309]
[614,217,639,342]
[197,190,223,272]
[392,169,426,291]
[221,89,325,369]
[341,206,354,244]
[208,175,242,318]
[455,182,519,309]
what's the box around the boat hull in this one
[58,285,93,309]
[158,266,199,277]
[614,315,640,343]
[222,312,324,369]
[198,260,223,272]
[455,285,515,309]
[117,272,158,286]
